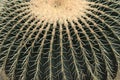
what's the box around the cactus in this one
[0,0,120,80]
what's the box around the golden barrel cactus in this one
[0,0,120,80]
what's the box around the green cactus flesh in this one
[0,0,120,80]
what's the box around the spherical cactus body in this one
[0,0,120,80]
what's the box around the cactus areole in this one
[0,0,120,80]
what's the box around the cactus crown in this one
[30,0,89,23]
[0,0,120,80]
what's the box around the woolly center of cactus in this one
[30,0,89,23]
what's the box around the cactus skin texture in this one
[0,0,120,80]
